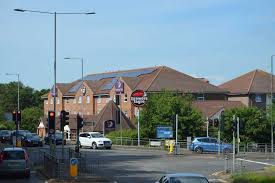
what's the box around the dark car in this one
[21,133,43,147]
[10,130,31,145]
[44,132,66,145]
[0,130,12,144]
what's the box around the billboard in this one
[156,126,173,139]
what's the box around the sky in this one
[1,0,275,90]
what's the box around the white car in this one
[79,132,112,149]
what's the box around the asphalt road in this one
[0,171,46,183]
[78,147,275,183]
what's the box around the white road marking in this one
[236,158,275,166]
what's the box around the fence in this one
[111,137,187,149]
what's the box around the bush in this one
[106,129,138,139]
[233,168,275,183]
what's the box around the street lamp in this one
[64,57,84,117]
[14,8,95,153]
[6,73,20,146]
[271,55,275,156]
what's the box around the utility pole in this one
[237,117,240,154]
[206,117,209,137]
[232,115,236,173]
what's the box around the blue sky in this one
[1,0,275,89]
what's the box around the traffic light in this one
[12,111,17,122]
[60,110,69,131]
[48,111,55,134]
[77,114,83,130]
[220,111,225,131]
[17,110,21,122]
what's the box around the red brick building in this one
[42,66,228,138]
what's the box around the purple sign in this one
[115,80,124,94]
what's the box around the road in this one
[0,171,45,183]
[78,147,273,183]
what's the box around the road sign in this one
[157,126,173,139]
[130,90,148,107]
[104,120,115,129]
[70,158,78,177]
[115,80,124,94]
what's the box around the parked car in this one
[189,137,232,154]
[0,130,12,144]
[44,132,66,145]
[21,133,43,147]
[10,130,31,145]
[0,147,30,177]
[156,173,209,183]
[79,132,112,149]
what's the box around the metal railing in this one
[110,137,187,149]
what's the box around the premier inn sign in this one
[130,90,148,107]
[115,80,124,94]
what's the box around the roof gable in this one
[219,69,275,94]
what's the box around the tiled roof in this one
[144,66,227,93]
[219,69,275,94]
[45,66,227,98]
[193,100,246,118]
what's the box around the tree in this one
[140,91,204,139]
[221,107,270,143]
[21,107,43,132]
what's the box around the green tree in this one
[140,91,204,139]
[221,107,270,143]
[21,107,43,132]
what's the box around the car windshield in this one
[171,177,209,183]
[91,133,104,138]
[0,131,10,135]
[2,150,25,160]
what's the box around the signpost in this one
[130,90,148,146]
[70,158,78,178]
[115,80,124,145]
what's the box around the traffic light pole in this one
[232,130,235,173]
[237,117,240,154]
[218,123,221,156]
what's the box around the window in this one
[50,98,53,104]
[45,100,48,105]
[86,96,90,104]
[197,94,204,101]
[255,94,262,103]
[73,98,76,104]
[97,96,101,103]
[210,138,218,143]
[57,98,60,104]
[79,133,87,137]
[124,93,128,102]
[78,96,82,104]
[124,111,128,117]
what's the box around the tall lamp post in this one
[64,57,84,124]
[14,8,95,153]
[6,73,20,146]
[271,55,275,156]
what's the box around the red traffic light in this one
[49,112,55,117]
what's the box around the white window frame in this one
[45,100,48,105]
[73,98,76,104]
[197,94,205,101]
[57,98,60,104]
[78,96,82,104]
[50,98,53,104]
[255,94,262,103]
[86,96,90,104]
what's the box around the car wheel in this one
[79,143,82,148]
[25,170,30,178]
[92,142,97,149]
[195,147,203,154]
[106,147,111,150]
